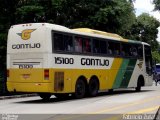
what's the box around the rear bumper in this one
[7,82,53,93]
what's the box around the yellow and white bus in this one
[7,23,153,100]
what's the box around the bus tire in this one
[135,76,144,92]
[39,93,51,101]
[74,78,86,99]
[108,89,113,94]
[88,77,99,97]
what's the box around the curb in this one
[0,94,37,100]
[154,106,160,120]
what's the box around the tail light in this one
[44,69,49,80]
[7,70,9,78]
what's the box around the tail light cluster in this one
[44,69,49,80]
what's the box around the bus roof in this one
[72,28,143,44]
[72,28,123,39]
[11,23,71,32]
[10,23,148,45]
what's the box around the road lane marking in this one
[129,105,160,114]
[48,96,160,120]
[91,95,160,114]
[47,114,87,120]
[51,105,160,120]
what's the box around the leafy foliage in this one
[152,50,160,63]
[125,13,160,51]
[0,0,160,80]
[153,0,160,10]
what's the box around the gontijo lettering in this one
[12,43,41,49]
[81,58,109,66]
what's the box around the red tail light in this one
[44,69,49,80]
[7,70,9,77]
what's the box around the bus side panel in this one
[127,59,144,87]
[53,58,124,93]
[108,58,123,89]
[120,59,137,88]
[68,58,123,92]
[112,59,129,89]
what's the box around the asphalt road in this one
[0,83,160,120]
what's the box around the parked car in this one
[153,64,160,86]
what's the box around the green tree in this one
[125,13,160,51]
[152,50,160,63]
[89,0,136,35]
[15,0,45,23]
[153,0,160,10]
[30,0,135,36]
[0,0,160,88]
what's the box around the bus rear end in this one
[7,23,53,93]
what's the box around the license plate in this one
[22,74,30,79]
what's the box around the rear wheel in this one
[39,93,51,101]
[88,78,99,97]
[108,89,113,94]
[135,78,143,92]
[74,78,86,99]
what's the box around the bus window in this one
[108,42,120,56]
[108,41,114,55]
[130,45,138,57]
[100,40,107,54]
[93,39,100,53]
[83,38,91,53]
[114,42,120,56]
[137,45,143,58]
[93,39,107,54]
[53,33,73,52]
[75,37,82,53]
[64,35,73,52]
[121,44,125,56]
[145,45,152,75]
[122,43,131,57]
[54,33,64,51]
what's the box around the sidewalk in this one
[0,93,37,100]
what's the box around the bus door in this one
[144,45,153,83]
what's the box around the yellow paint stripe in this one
[53,106,159,120]
[129,105,159,114]
[91,95,160,114]
[108,58,122,89]
[53,96,160,120]
[53,115,86,120]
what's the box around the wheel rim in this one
[75,80,85,98]
[89,79,98,96]
[90,81,98,92]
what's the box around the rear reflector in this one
[44,69,49,80]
